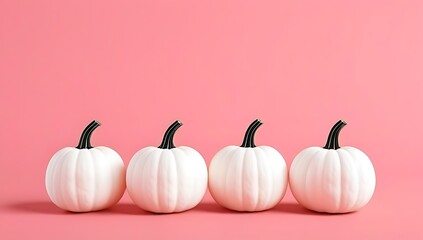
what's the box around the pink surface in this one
[0,0,422,239]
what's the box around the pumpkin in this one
[208,119,288,212]
[126,120,208,213]
[289,120,376,213]
[45,120,126,212]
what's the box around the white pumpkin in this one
[45,120,126,212]
[289,120,376,213]
[126,120,208,213]
[209,119,288,212]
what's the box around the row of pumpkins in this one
[46,119,376,214]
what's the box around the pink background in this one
[1,0,422,239]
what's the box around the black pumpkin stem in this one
[76,120,101,149]
[240,119,263,148]
[158,120,183,149]
[323,120,347,150]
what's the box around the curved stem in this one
[323,120,347,150]
[323,122,338,149]
[85,121,101,149]
[240,119,263,148]
[76,121,96,149]
[158,120,183,149]
[333,121,347,149]
[76,120,101,149]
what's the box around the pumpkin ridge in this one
[225,147,243,210]
[333,151,342,212]
[96,147,121,210]
[169,149,179,212]
[240,148,248,210]
[155,149,166,212]
[245,148,259,211]
[306,149,328,212]
[344,147,375,210]
[254,147,271,210]
[131,148,155,208]
[253,148,263,210]
[211,147,236,208]
[47,148,72,208]
[88,148,101,211]
[262,146,286,209]
[337,148,359,212]
[302,150,324,210]
[140,148,159,211]
[73,149,82,211]
[290,148,312,205]
[57,149,76,211]
[63,150,80,211]
[317,150,330,212]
